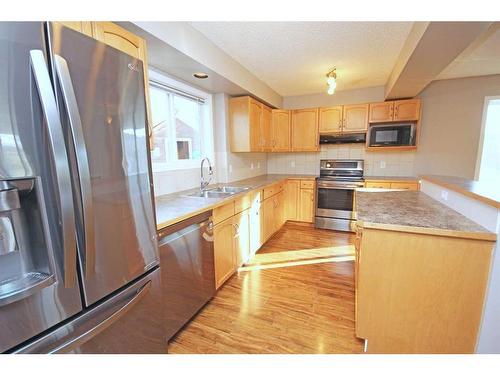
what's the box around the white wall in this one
[415,74,500,178]
[421,180,500,353]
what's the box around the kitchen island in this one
[354,190,496,353]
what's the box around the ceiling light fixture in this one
[326,68,337,95]
[193,72,209,79]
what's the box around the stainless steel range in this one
[315,159,364,232]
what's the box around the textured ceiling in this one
[189,22,413,96]
[437,23,500,80]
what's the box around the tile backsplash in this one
[267,144,416,177]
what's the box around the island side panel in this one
[357,227,494,353]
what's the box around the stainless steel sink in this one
[184,191,234,199]
[208,186,250,194]
[182,186,250,199]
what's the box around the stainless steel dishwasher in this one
[158,210,215,342]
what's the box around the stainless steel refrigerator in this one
[0,22,164,353]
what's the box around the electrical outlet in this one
[441,190,448,201]
[380,161,386,169]
[257,162,260,169]
[250,163,254,170]
[291,161,296,168]
[229,164,233,173]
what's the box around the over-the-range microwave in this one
[368,123,416,147]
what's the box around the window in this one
[149,70,213,171]
[476,97,500,180]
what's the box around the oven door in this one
[315,182,358,220]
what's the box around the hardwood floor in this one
[168,222,364,354]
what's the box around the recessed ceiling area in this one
[437,22,500,80]
[189,22,414,96]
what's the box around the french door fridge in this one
[0,22,164,353]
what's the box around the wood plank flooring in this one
[168,222,364,354]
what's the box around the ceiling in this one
[189,22,414,97]
[437,23,500,80]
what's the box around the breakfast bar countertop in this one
[155,174,316,230]
[355,190,496,241]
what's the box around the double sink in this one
[183,186,250,199]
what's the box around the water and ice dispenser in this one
[0,178,56,306]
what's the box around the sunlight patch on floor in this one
[238,255,355,272]
[245,245,355,266]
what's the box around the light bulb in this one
[327,86,335,95]
[327,76,336,86]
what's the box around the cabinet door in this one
[394,99,421,121]
[291,108,319,151]
[56,22,93,37]
[369,102,394,123]
[249,205,263,255]
[92,22,146,60]
[249,98,263,151]
[354,225,363,335]
[365,182,392,189]
[272,110,291,151]
[213,218,236,289]
[343,104,369,132]
[277,191,285,228]
[234,210,250,267]
[261,105,273,152]
[285,180,300,221]
[298,188,315,223]
[261,197,275,242]
[319,106,343,133]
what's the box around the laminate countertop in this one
[421,175,500,209]
[355,190,496,241]
[364,176,419,182]
[155,174,316,230]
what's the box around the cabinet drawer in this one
[213,201,235,225]
[390,182,419,190]
[234,193,254,214]
[365,182,391,189]
[263,183,284,199]
[300,180,315,189]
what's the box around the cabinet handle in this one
[232,223,240,238]
[394,106,399,119]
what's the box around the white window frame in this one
[474,95,500,180]
[149,69,214,172]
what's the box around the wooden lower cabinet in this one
[249,203,263,257]
[213,217,236,289]
[233,210,250,267]
[284,180,300,221]
[298,188,315,223]
[356,226,494,353]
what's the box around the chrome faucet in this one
[200,157,213,193]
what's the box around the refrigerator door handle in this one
[29,50,77,288]
[53,54,95,277]
[50,280,151,353]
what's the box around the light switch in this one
[257,162,260,169]
[250,163,254,170]
[380,161,386,169]
[291,161,296,168]
[229,164,233,173]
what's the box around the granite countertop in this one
[155,174,316,230]
[355,190,496,241]
[364,176,420,182]
[422,175,500,209]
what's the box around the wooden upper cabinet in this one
[369,99,421,123]
[369,101,394,123]
[394,99,421,121]
[56,22,93,37]
[342,104,369,133]
[261,104,273,152]
[229,96,264,152]
[92,22,146,60]
[319,106,343,133]
[291,108,319,152]
[271,109,291,151]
